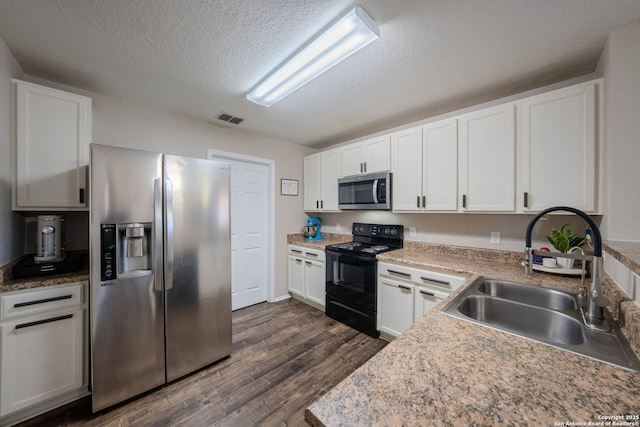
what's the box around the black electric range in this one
[325,223,404,337]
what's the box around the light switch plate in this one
[409,227,416,238]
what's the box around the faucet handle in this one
[591,292,610,307]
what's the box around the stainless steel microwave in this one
[338,171,391,210]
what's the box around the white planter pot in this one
[557,257,574,269]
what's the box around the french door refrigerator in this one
[89,144,232,412]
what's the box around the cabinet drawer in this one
[288,245,325,262]
[379,262,465,291]
[1,282,85,320]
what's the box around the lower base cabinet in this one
[0,281,89,425]
[378,262,465,340]
[287,245,326,310]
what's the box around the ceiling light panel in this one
[247,6,380,107]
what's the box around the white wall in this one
[596,21,640,242]
[0,38,24,266]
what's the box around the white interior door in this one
[229,160,269,310]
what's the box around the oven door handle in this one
[326,251,375,264]
[372,179,379,204]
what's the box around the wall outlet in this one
[409,227,417,238]
[336,223,341,231]
[490,232,501,245]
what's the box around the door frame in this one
[207,148,275,304]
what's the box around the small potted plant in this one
[546,224,585,269]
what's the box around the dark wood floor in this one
[21,299,387,426]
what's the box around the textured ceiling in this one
[1,0,639,148]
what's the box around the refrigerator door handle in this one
[164,178,174,290]
[153,178,164,291]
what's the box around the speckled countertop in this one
[0,253,89,293]
[306,239,640,427]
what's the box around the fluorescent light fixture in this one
[247,6,380,107]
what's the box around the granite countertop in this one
[306,242,640,426]
[0,252,90,294]
[287,233,351,250]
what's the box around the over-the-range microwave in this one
[338,171,391,210]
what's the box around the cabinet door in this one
[378,278,414,338]
[287,256,305,297]
[423,119,458,211]
[363,136,391,173]
[414,287,448,320]
[304,260,325,308]
[459,104,515,212]
[519,82,597,212]
[320,149,341,211]
[303,154,322,211]
[341,143,364,177]
[0,308,84,416]
[14,80,91,210]
[391,127,423,211]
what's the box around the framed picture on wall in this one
[281,179,298,196]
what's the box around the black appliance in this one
[338,171,391,210]
[12,251,86,279]
[325,223,403,337]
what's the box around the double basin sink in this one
[441,277,640,371]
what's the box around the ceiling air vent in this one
[216,112,244,125]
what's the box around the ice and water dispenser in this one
[100,222,152,282]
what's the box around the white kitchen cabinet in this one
[0,282,88,423]
[377,262,465,340]
[518,80,599,213]
[12,80,91,211]
[458,104,516,212]
[303,149,341,211]
[391,120,458,212]
[341,135,390,176]
[287,246,326,310]
[378,277,415,337]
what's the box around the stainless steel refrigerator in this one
[89,144,232,412]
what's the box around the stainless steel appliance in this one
[89,144,232,412]
[325,223,403,337]
[338,171,391,210]
[35,215,64,262]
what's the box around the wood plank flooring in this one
[21,299,387,426]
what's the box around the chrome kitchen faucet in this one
[524,206,608,330]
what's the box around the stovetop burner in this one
[325,223,403,257]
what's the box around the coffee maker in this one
[35,215,64,262]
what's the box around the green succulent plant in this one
[546,224,586,253]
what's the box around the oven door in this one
[325,250,377,312]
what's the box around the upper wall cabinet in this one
[517,80,599,213]
[341,135,390,176]
[391,119,458,212]
[303,149,341,212]
[13,80,92,211]
[458,104,516,212]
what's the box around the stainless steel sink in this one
[476,278,577,310]
[457,295,585,345]
[441,277,640,371]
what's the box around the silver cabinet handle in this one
[154,178,164,292]
[419,289,435,297]
[387,269,410,278]
[164,178,174,290]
